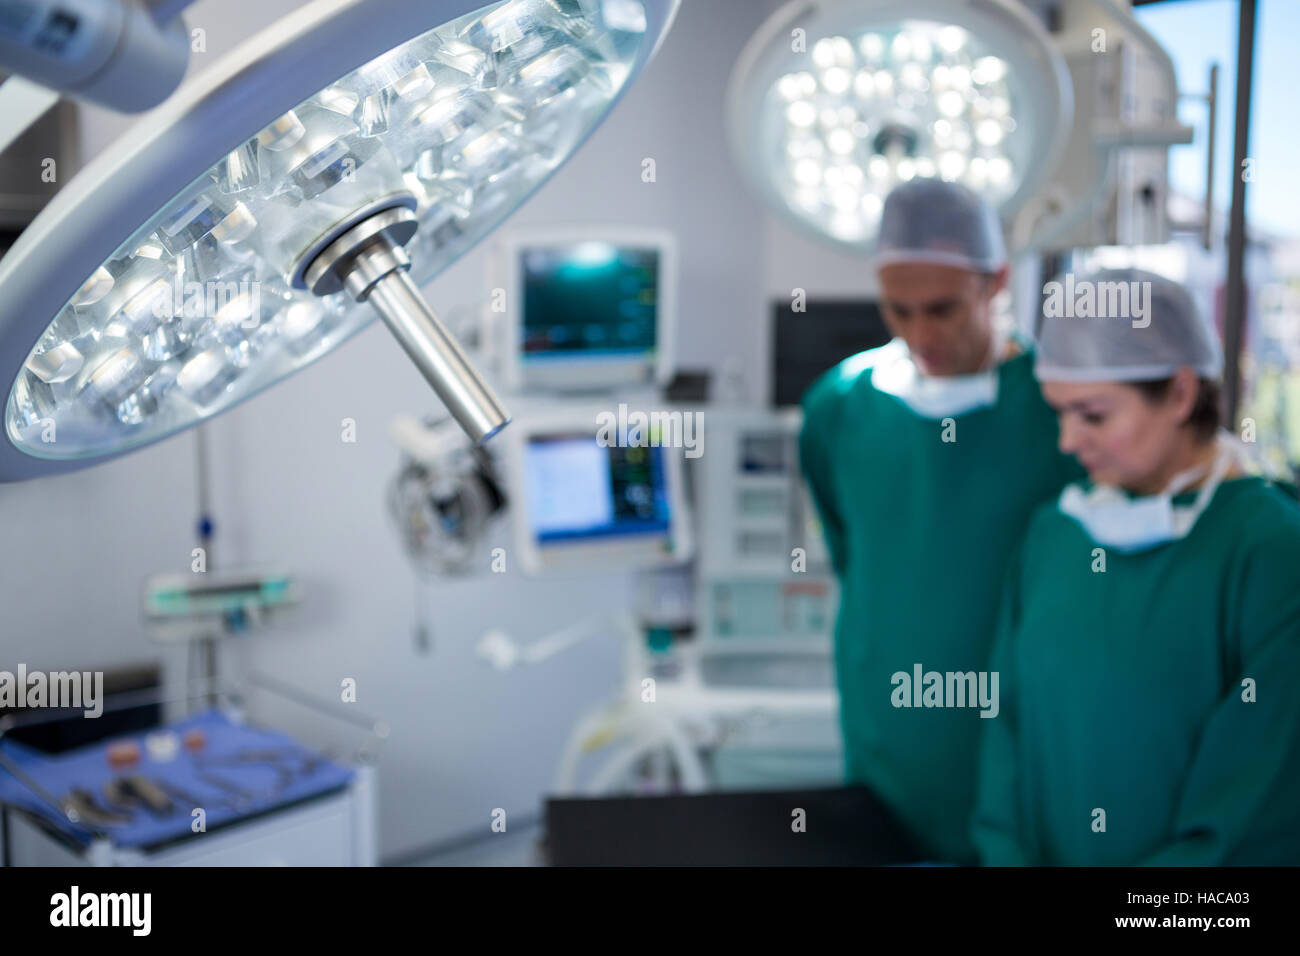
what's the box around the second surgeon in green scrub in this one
[800,179,1082,863]
[973,268,1300,865]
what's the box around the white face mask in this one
[871,330,1004,419]
[1058,433,1240,553]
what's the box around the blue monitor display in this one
[524,434,670,544]
[521,242,659,362]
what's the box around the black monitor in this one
[770,299,890,407]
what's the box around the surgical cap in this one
[874,178,1007,273]
[1034,268,1224,383]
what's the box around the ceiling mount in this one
[302,202,510,445]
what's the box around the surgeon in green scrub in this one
[799,179,1082,863]
[973,268,1300,865]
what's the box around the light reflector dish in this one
[726,0,1069,252]
[0,0,678,479]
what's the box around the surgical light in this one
[0,0,679,481]
[726,0,1070,251]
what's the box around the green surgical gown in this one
[973,476,1300,865]
[800,345,1082,863]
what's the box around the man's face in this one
[877,262,1005,376]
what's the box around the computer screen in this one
[770,299,890,407]
[521,244,660,362]
[524,434,670,544]
[507,408,692,575]
[496,228,676,393]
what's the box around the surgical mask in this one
[871,326,1005,419]
[1058,432,1241,553]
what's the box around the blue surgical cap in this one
[875,178,1007,273]
[1035,268,1224,383]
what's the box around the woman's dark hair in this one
[1129,377,1221,441]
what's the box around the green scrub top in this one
[973,476,1300,865]
[800,344,1082,864]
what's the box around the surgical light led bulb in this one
[727,0,1069,253]
[0,0,679,481]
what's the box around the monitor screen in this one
[523,434,670,545]
[520,242,660,363]
[770,299,890,407]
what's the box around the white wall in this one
[1,0,802,860]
